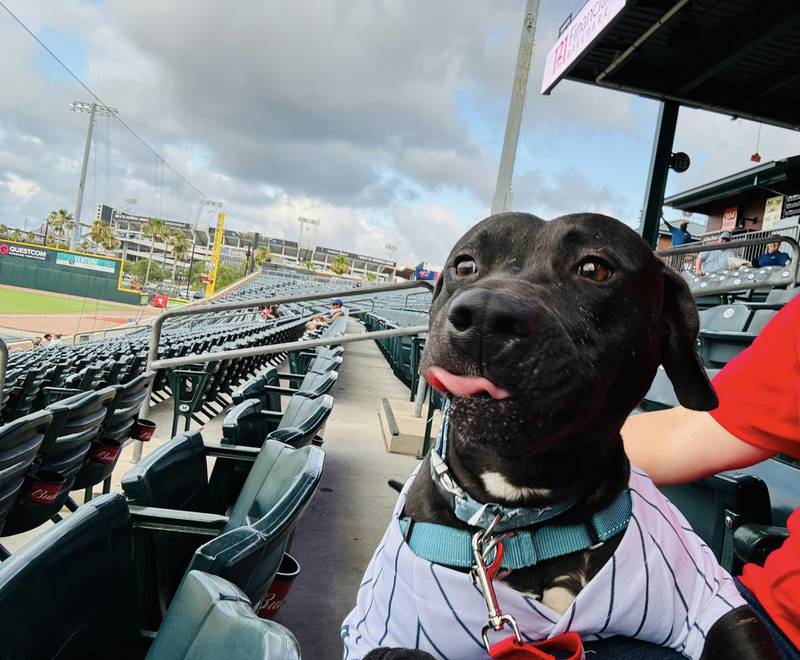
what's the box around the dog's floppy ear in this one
[661,267,718,410]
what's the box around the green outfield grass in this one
[0,287,134,315]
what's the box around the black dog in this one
[345,213,776,660]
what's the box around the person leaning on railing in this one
[623,297,800,659]
[694,230,737,275]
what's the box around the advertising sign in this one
[541,0,627,94]
[721,207,738,231]
[762,195,784,231]
[0,243,47,261]
[56,252,116,273]
[781,193,800,219]
[414,267,438,281]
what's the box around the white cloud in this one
[3,173,40,200]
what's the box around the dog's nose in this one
[447,288,535,350]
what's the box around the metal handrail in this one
[658,234,800,286]
[73,321,153,344]
[149,324,428,370]
[6,338,35,352]
[0,338,7,411]
[132,279,434,461]
[405,291,431,308]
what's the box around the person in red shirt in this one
[623,296,800,658]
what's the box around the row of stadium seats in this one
[0,294,350,658]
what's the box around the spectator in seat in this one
[623,296,800,658]
[305,298,346,332]
[32,336,43,349]
[664,218,695,246]
[754,239,791,268]
[48,334,64,348]
[695,231,737,275]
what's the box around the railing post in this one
[0,338,7,416]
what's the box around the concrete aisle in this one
[276,322,418,659]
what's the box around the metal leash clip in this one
[470,515,522,653]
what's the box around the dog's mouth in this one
[426,366,511,400]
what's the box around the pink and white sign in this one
[541,0,627,95]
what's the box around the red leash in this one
[488,632,584,659]
[471,519,585,660]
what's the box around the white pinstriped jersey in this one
[341,466,744,660]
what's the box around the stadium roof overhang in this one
[541,0,800,246]
[664,156,800,213]
[542,0,800,131]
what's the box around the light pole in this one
[385,243,398,282]
[70,101,118,250]
[184,199,222,298]
[490,0,540,215]
[297,216,320,265]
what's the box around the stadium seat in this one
[698,303,770,367]
[122,433,323,625]
[2,387,116,536]
[0,410,52,551]
[222,393,334,450]
[232,365,338,410]
[0,493,144,659]
[660,471,772,572]
[68,370,157,506]
[146,570,300,660]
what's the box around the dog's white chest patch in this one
[480,471,552,502]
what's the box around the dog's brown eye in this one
[454,258,477,277]
[578,260,612,282]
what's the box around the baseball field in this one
[0,285,158,341]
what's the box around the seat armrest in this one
[263,385,297,396]
[202,442,259,462]
[277,372,305,383]
[129,505,228,536]
[733,523,790,566]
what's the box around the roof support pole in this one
[641,100,679,248]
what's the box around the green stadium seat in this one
[146,571,300,660]
[660,471,772,572]
[0,409,52,551]
[2,387,116,536]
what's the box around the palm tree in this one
[46,209,74,247]
[141,217,169,286]
[11,229,22,242]
[89,220,106,249]
[330,254,350,275]
[25,231,35,243]
[89,220,120,253]
[303,259,315,272]
[253,246,271,266]
[0,225,7,238]
[167,230,192,282]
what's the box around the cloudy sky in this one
[2,0,800,268]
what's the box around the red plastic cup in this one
[26,470,66,505]
[257,553,300,619]
[132,419,156,442]
[90,439,123,465]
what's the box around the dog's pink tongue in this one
[427,366,511,400]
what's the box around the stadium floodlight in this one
[297,217,320,263]
[70,101,119,249]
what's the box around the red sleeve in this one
[709,296,800,458]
